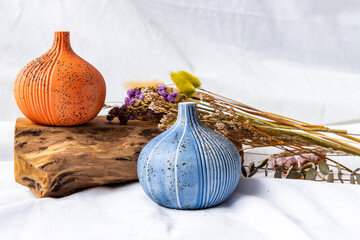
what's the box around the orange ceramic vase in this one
[14,31,106,126]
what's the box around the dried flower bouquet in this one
[105,71,360,184]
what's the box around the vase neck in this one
[176,102,202,125]
[52,31,72,51]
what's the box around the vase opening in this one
[53,31,72,50]
[177,102,201,124]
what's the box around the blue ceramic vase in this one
[137,102,241,209]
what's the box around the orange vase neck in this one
[52,31,73,51]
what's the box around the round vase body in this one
[14,31,106,126]
[138,102,241,209]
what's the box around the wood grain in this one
[14,116,161,198]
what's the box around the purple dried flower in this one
[129,115,135,120]
[118,115,128,125]
[162,96,168,101]
[158,85,167,91]
[120,104,126,110]
[106,115,114,121]
[167,91,178,103]
[125,97,135,105]
[124,97,131,105]
[133,89,145,100]
[127,89,135,98]
[148,110,155,115]
[134,89,141,98]
[109,107,117,113]
[129,98,136,105]
[159,90,167,97]
[137,111,142,116]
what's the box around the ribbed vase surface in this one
[13,31,106,126]
[138,102,241,209]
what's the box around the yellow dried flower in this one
[176,71,201,88]
[170,71,196,97]
[170,70,202,97]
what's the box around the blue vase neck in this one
[176,102,202,125]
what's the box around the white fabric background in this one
[1,0,360,123]
[1,1,360,239]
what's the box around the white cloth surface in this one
[1,121,360,240]
[1,0,360,124]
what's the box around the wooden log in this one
[14,116,162,198]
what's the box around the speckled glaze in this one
[137,102,241,209]
[14,31,106,126]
